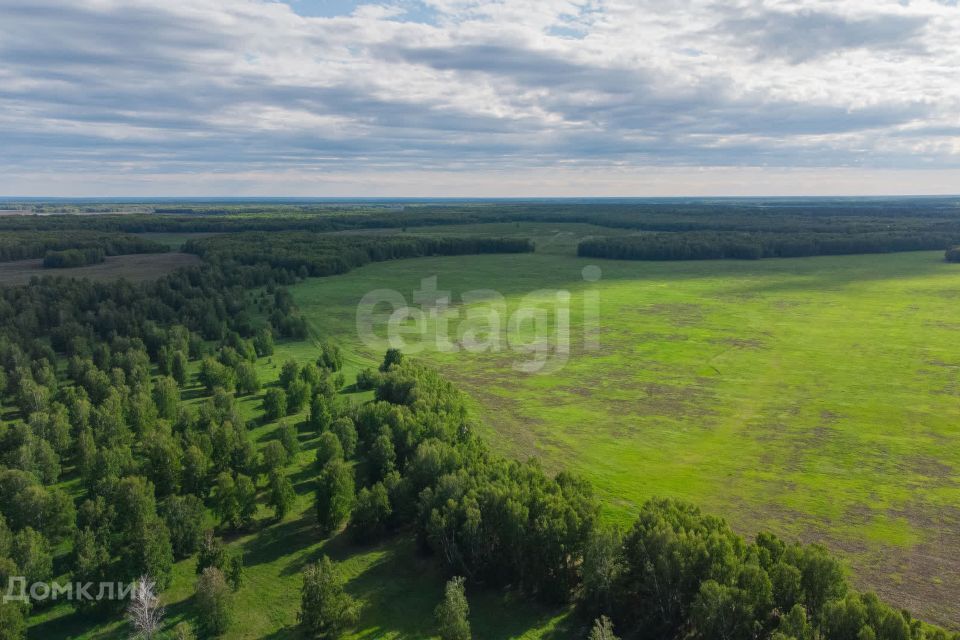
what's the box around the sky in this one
[0,0,958,197]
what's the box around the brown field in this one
[0,252,201,286]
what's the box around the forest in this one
[0,203,958,639]
[0,231,167,264]
[577,231,960,261]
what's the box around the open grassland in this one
[290,248,960,627]
[0,253,201,285]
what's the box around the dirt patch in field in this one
[641,303,704,326]
[727,495,960,629]
[0,253,201,286]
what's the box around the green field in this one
[289,246,960,627]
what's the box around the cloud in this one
[718,8,930,63]
[0,0,957,195]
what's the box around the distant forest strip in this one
[577,230,960,261]
[3,199,960,238]
[0,230,168,263]
[184,232,534,279]
[42,248,106,269]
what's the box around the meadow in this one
[288,240,960,627]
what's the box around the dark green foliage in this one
[308,393,333,434]
[42,247,106,268]
[588,616,619,640]
[297,556,360,639]
[277,421,301,457]
[330,417,357,458]
[261,440,289,474]
[349,483,391,544]
[435,576,471,640]
[315,459,354,534]
[195,567,233,637]
[0,602,26,640]
[286,378,310,414]
[380,348,403,372]
[11,527,53,586]
[0,229,167,264]
[162,494,206,559]
[315,432,343,469]
[355,367,381,390]
[262,388,287,421]
[235,361,260,395]
[579,230,960,262]
[267,470,296,521]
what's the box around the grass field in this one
[0,253,201,285]
[288,244,960,627]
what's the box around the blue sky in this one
[0,0,958,196]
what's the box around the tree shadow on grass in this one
[240,513,319,571]
[29,596,196,640]
[338,535,579,640]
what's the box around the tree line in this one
[42,248,106,269]
[578,231,960,261]
[184,232,534,279]
[0,230,167,263]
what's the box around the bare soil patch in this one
[0,252,201,286]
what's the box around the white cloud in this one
[0,0,957,195]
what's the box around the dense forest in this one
[0,208,957,639]
[578,231,960,261]
[0,231,167,264]
[184,232,534,279]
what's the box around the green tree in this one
[262,388,287,421]
[286,379,310,414]
[260,440,289,475]
[277,421,300,457]
[119,521,174,590]
[162,494,206,558]
[235,362,260,396]
[213,473,240,529]
[582,526,622,614]
[349,483,391,544]
[278,360,300,389]
[234,474,258,528]
[171,351,189,387]
[253,327,274,357]
[330,417,357,458]
[297,556,360,639]
[308,394,332,434]
[195,567,233,637]
[435,576,471,640]
[196,531,227,575]
[0,602,26,640]
[153,376,180,420]
[267,470,296,521]
[315,432,343,469]
[379,348,403,372]
[588,616,620,640]
[11,527,53,586]
[315,459,354,534]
